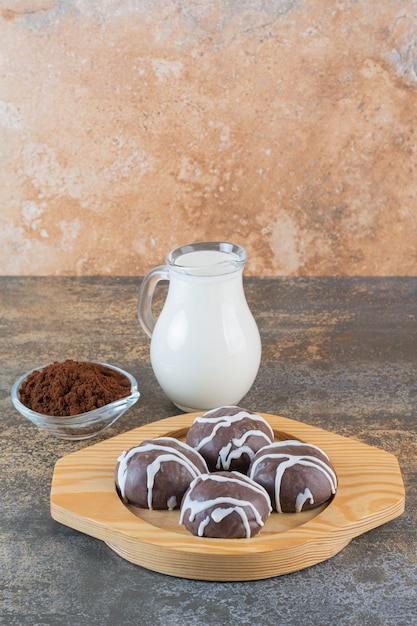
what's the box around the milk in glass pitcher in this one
[137,241,261,412]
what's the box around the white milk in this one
[175,250,238,275]
[145,247,261,412]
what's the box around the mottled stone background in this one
[1,0,416,276]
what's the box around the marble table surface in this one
[1,276,416,626]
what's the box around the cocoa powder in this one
[19,360,132,416]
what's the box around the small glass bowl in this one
[11,362,140,441]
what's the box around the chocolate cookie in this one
[180,471,272,538]
[186,406,274,473]
[115,437,208,510]
[248,440,337,513]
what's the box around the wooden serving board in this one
[50,413,405,581]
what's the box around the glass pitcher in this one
[137,241,261,412]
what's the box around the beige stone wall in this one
[1,0,416,276]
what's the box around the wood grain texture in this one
[50,412,405,581]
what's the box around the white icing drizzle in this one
[197,516,211,536]
[179,472,272,538]
[193,408,274,467]
[216,430,273,470]
[229,470,274,505]
[167,495,177,510]
[269,440,332,459]
[295,488,314,513]
[116,437,207,508]
[249,441,337,514]
[211,506,251,538]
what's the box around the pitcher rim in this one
[166,241,247,276]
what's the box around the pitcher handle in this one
[138,265,170,338]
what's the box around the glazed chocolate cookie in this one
[186,406,274,473]
[115,437,208,510]
[248,440,337,513]
[180,471,272,539]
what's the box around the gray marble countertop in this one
[1,277,416,626]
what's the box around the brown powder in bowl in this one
[19,360,132,416]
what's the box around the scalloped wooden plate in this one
[50,413,405,581]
